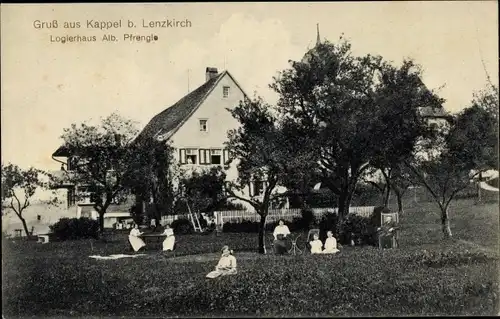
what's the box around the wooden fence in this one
[160,206,374,227]
[215,206,374,226]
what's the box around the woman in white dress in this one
[128,224,146,252]
[162,224,175,251]
[273,219,291,254]
[322,231,340,254]
[309,233,323,254]
[206,245,237,279]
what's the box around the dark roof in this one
[52,145,70,157]
[134,72,225,144]
[419,106,451,119]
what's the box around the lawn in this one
[2,199,499,317]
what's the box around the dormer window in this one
[223,86,230,98]
[199,119,208,132]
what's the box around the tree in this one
[127,138,178,221]
[178,166,227,215]
[1,163,51,237]
[406,97,497,238]
[271,38,443,221]
[57,113,140,232]
[224,97,303,254]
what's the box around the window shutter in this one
[199,149,204,164]
[180,149,186,164]
[205,149,211,164]
[223,149,230,164]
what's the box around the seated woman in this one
[162,224,175,251]
[273,219,291,254]
[206,245,237,279]
[128,223,146,252]
[309,233,323,254]
[322,231,340,254]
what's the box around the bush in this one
[318,211,339,241]
[49,217,100,241]
[171,218,194,234]
[337,213,377,246]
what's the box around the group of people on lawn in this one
[127,218,341,279]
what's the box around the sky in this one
[1,2,498,172]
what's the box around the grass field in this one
[2,199,499,317]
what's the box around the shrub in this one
[49,217,99,241]
[318,211,339,241]
[171,218,194,234]
[337,213,377,246]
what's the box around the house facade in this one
[135,67,278,212]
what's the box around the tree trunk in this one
[98,211,105,233]
[19,215,31,239]
[383,187,391,207]
[394,188,404,214]
[440,205,452,238]
[258,213,267,254]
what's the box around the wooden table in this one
[139,233,168,244]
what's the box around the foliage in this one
[49,217,100,240]
[272,38,444,220]
[178,166,227,214]
[129,204,144,225]
[318,211,340,241]
[56,113,141,230]
[336,213,377,246]
[171,218,194,235]
[127,137,177,220]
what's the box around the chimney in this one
[205,67,218,82]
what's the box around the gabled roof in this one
[134,70,248,144]
[419,106,451,119]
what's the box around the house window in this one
[223,86,230,98]
[185,149,198,164]
[253,181,265,196]
[210,149,222,165]
[67,188,76,207]
[199,119,208,132]
[37,215,41,221]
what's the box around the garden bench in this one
[37,234,50,244]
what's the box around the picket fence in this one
[160,206,374,227]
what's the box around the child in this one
[322,231,340,254]
[310,233,323,254]
[206,245,237,279]
[162,224,175,251]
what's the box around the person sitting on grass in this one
[206,245,237,279]
[273,219,291,254]
[310,233,323,254]
[322,231,340,254]
[128,223,146,252]
[162,224,175,252]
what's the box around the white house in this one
[135,67,283,211]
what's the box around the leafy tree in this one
[56,113,140,231]
[224,97,303,254]
[407,94,498,238]
[178,166,227,215]
[271,38,443,222]
[1,163,53,237]
[127,138,178,221]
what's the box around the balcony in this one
[48,170,76,188]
